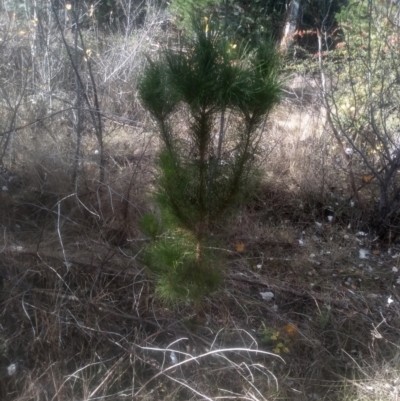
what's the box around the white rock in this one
[7,364,16,376]
[170,351,178,364]
[392,267,398,273]
[359,249,369,259]
[260,291,274,302]
[312,235,320,242]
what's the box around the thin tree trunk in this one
[51,0,104,185]
[75,14,105,184]
[72,2,83,191]
[280,0,301,52]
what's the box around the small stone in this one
[7,364,16,376]
[260,291,274,301]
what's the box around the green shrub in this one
[138,15,281,304]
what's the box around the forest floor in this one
[1,118,400,401]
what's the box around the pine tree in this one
[139,16,281,303]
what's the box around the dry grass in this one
[2,117,400,400]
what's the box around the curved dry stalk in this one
[135,345,283,397]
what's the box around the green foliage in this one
[169,0,222,34]
[143,229,222,303]
[169,0,346,48]
[222,0,287,42]
[139,14,281,303]
[139,213,164,240]
[259,323,291,354]
[168,0,287,43]
[140,211,223,304]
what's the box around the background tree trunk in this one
[280,0,301,51]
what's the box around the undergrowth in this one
[0,3,400,401]
[1,145,400,400]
